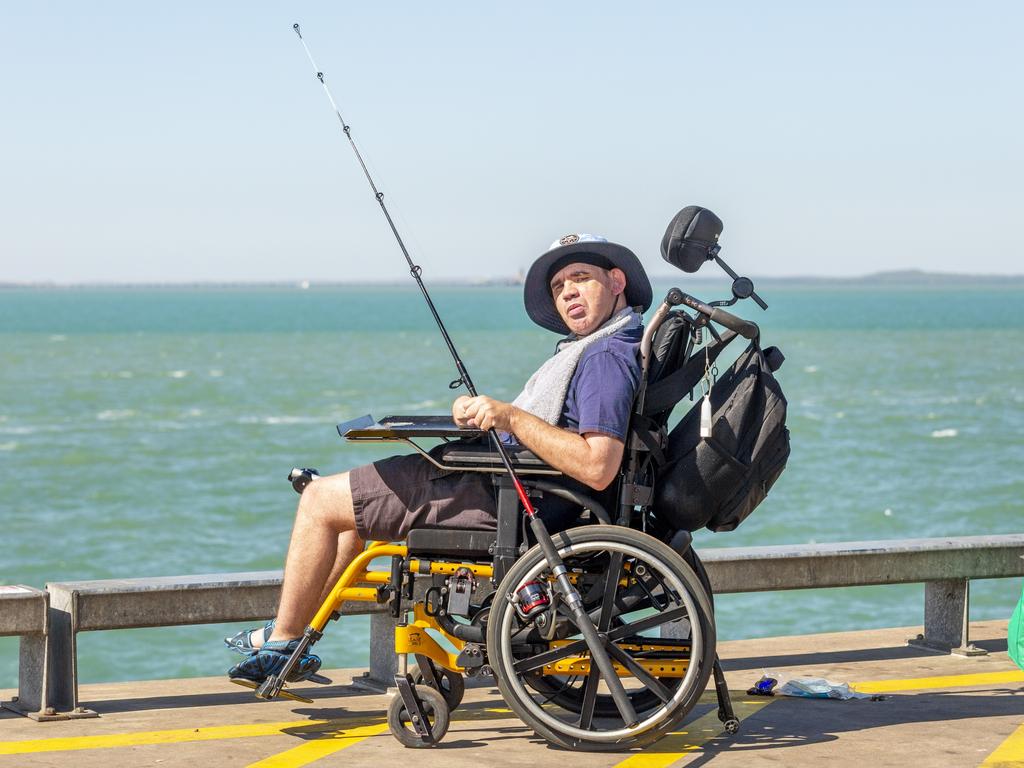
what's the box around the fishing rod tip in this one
[292,23,302,36]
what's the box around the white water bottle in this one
[700,392,712,438]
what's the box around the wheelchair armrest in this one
[435,441,563,474]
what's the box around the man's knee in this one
[297,471,356,532]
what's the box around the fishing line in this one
[291,23,539,517]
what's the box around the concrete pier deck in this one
[2,620,1022,767]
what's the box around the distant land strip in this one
[2,270,1023,289]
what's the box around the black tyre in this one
[410,658,466,710]
[386,684,450,748]
[486,525,715,752]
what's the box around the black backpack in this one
[639,326,790,533]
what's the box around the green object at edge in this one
[1010,583,1024,671]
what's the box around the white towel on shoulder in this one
[512,308,641,426]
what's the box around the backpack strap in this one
[628,413,667,466]
[641,329,741,417]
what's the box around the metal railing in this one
[2,533,1022,720]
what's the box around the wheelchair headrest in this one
[660,206,723,274]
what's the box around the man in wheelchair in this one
[222,205,778,750]
[226,232,654,686]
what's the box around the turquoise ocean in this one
[1,281,1022,687]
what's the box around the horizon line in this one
[2,268,1024,289]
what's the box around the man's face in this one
[549,261,627,336]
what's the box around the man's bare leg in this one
[267,472,365,643]
[318,530,366,604]
[245,528,363,650]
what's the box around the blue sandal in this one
[224,619,275,656]
[228,638,322,684]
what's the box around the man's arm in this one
[454,395,624,491]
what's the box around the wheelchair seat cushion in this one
[405,528,496,558]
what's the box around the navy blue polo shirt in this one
[560,324,643,441]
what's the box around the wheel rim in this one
[493,539,705,744]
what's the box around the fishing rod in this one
[292,23,639,725]
[291,22,535,512]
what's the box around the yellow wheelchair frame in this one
[242,514,728,751]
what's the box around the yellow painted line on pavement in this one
[0,718,380,756]
[613,669,1024,768]
[246,723,390,768]
[981,722,1024,767]
[851,670,1024,694]
[613,696,773,768]
[4,669,1021,762]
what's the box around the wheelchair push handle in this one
[666,289,760,340]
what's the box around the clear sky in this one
[1,1,1020,282]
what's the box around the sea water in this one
[1,282,1022,686]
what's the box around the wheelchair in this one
[238,286,754,751]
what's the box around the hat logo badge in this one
[559,234,580,246]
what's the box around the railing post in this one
[1,588,53,720]
[43,585,98,718]
[2,585,95,720]
[13,633,49,718]
[367,612,400,687]
[908,578,986,656]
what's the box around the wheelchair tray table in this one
[338,414,560,475]
[340,414,481,440]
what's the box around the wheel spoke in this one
[597,552,624,632]
[606,643,673,703]
[576,667,601,729]
[512,638,589,673]
[607,605,688,641]
[573,553,624,729]
[634,567,668,610]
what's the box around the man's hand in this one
[451,395,476,428]
[454,395,516,432]
[453,393,624,490]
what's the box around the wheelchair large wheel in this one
[486,525,716,751]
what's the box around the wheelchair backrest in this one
[621,300,789,536]
[636,312,740,427]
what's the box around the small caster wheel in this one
[724,718,740,735]
[387,685,450,748]
[411,662,465,710]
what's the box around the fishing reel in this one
[511,579,558,639]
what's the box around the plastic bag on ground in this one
[777,677,870,700]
